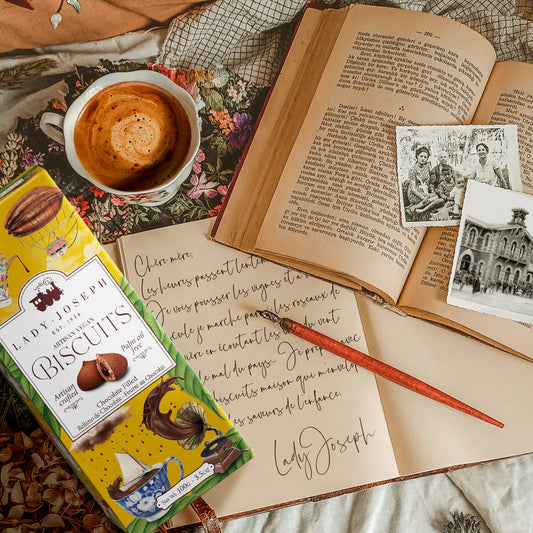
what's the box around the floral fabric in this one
[0,60,268,244]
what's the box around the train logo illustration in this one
[29,279,63,312]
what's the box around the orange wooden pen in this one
[258,310,504,429]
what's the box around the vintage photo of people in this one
[447,180,533,324]
[396,125,522,227]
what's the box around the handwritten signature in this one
[273,417,375,480]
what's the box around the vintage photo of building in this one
[448,180,533,323]
[396,124,522,228]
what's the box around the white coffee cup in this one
[40,70,200,206]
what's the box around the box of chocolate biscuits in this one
[0,166,253,532]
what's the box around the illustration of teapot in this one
[0,253,29,308]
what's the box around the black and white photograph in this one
[396,125,522,227]
[447,180,533,323]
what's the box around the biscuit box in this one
[0,166,253,532]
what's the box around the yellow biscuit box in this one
[0,166,253,532]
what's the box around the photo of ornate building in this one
[455,207,533,296]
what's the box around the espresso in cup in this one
[73,81,192,192]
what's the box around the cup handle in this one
[40,112,66,145]
[163,456,184,482]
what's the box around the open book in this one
[113,218,533,528]
[212,4,533,362]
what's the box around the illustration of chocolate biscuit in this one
[96,352,128,382]
[77,359,105,391]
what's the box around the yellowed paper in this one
[398,61,533,360]
[356,293,533,474]
[251,5,495,303]
[118,218,398,526]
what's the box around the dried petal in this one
[4,527,22,533]
[1,486,9,505]
[43,467,70,485]
[83,514,104,528]
[13,432,33,449]
[7,505,24,520]
[26,481,42,507]
[0,448,13,462]
[61,478,78,491]
[42,487,64,507]
[10,481,24,503]
[1,462,12,486]
[30,428,46,440]
[64,488,83,506]
[12,469,26,480]
[31,452,45,469]
[41,513,65,528]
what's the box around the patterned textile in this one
[159,0,311,86]
[0,61,268,244]
[159,0,533,86]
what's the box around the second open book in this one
[212,4,533,361]
[112,217,533,527]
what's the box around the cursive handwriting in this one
[273,417,376,480]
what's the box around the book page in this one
[118,218,398,527]
[398,61,533,360]
[253,5,496,304]
[356,293,533,474]
[213,7,345,251]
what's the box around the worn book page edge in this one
[214,6,348,250]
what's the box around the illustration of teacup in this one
[0,253,29,308]
[108,453,184,521]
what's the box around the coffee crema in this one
[74,81,192,192]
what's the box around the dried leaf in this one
[41,513,65,528]
[10,481,24,503]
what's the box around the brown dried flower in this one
[0,429,118,533]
